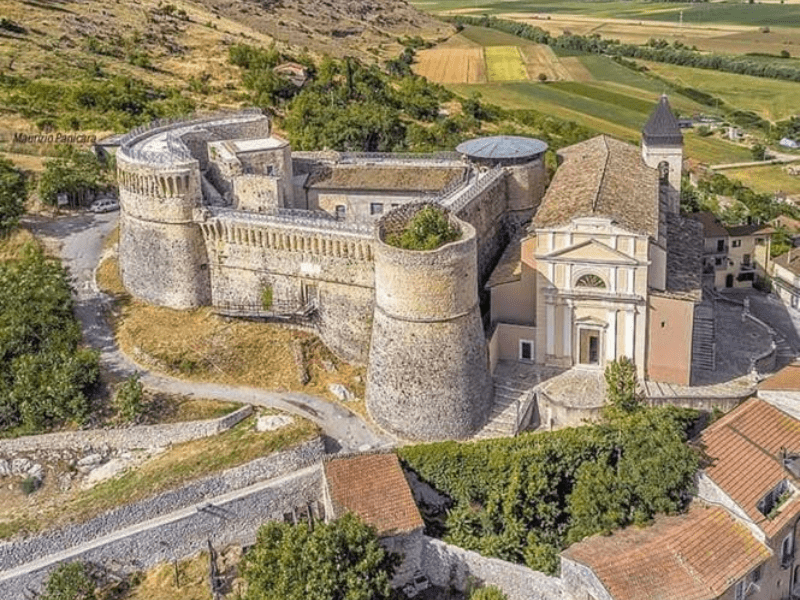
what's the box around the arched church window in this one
[658,161,670,185]
[576,274,606,289]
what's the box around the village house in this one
[692,211,773,289]
[560,397,800,600]
[772,249,800,308]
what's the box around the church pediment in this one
[543,239,638,265]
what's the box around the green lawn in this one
[578,56,665,93]
[485,46,529,81]
[640,61,800,122]
[458,24,536,47]
[723,163,800,195]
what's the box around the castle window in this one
[658,160,670,185]
[370,203,384,215]
[335,205,346,220]
[576,274,606,289]
[519,340,534,362]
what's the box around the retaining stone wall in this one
[0,466,322,599]
[420,536,566,600]
[0,406,253,455]
[0,437,324,572]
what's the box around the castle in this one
[115,97,703,441]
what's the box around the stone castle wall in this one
[366,205,494,440]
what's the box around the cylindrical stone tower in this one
[366,204,494,441]
[117,133,210,309]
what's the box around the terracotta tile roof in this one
[324,453,424,536]
[759,361,800,391]
[309,166,466,192]
[701,398,800,538]
[532,136,659,237]
[562,504,770,600]
[726,223,774,237]
[772,250,800,278]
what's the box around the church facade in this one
[487,96,703,386]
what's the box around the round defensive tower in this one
[117,125,210,309]
[366,203,494,441]
[456,136,548,220]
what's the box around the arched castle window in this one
[576,274,606,289]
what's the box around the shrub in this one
[0,158,26,234]
[40,562,95,600]
[470,586,508,600]
[385,206,461,251]
[261,285,273,310]
[537,72,548,82]
[114,373,145,422]
[21,476,40,495]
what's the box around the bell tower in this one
[641,95,683,214]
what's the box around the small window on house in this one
[576,274,606,289]
[370,203,384,215]
[335,205,346,220]
[519,340,534,362]
[717,239,725,252]
[743,254,751,266]
[756,237,764,245]
[751,565,762,583]
[733,239,742,248]
[265,165,275,176]
[783,533,794,563]
[715,257,723,266]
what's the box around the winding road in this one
[22,212,393,454]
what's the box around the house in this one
[758,359,800,420]
[692,211,773,289]
[781,138,800,150]
[486,95,704,386]
[322,453,425,585]
[561,398,800,600]
[771,249,800,308]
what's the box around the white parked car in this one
[89,198,119,213]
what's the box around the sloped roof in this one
[760,361,800,392]
[726,223,774,237]
[773,250,800,278]
[324,453,424,536]
[532,135,659,237]
[666,212,703,299]
[701,398,800,538]
[563,504,770,600]
[308,166,465,192]
[692,211,729,239]
[642,95,683,146]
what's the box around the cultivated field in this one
[414,47,487,83]
[722,164,800,196]
[639,61,800,122]
[485,46,528,81]
[521,45,571,81]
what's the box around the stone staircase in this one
[692,307,716,372]
[474,381,533,440]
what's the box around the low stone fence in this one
[0,437,324,572]
[0,465,323,599]
[419,536,566,600]
[0,406,253,455]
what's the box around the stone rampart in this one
[0,438,324,572]
[0,406,253,455]
[366,204,494,440]
[0,465,322,598]
[420,536,566,600]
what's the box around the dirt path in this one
[22,213,394,454]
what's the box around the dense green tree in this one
[386,206,461,251]
[38,146,111,206]
[39,562,95,600]
[604,357,642,414]
[751,143,767,161]
[0,158,25,234]
[0,243,99,431]
[241,513,398,600]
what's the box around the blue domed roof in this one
[456,136,548,160]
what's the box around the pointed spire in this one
[642,94,683,146]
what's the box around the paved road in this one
[22,212,393,454]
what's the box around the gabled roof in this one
[324,453,424,536]
[532,136,659,237]
[642,95,683,146]
[562,504,770,600]
[701,398,800,538]
[759,360,800,392]
[692,211,729,239]
[726,223,774,237]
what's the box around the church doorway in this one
[579,328,601,366]
[726,274,734,288]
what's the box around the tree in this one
[38,146,110,206]
[0,158,25,234]
[39,562,95,600]
[240,513,398,600]
[604,357,641,414]
[751,143,767,161]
